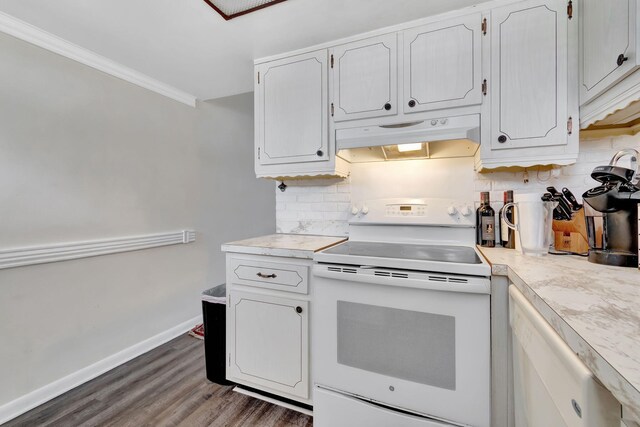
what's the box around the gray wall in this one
[0,32,274,407]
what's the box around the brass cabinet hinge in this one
[330,54,334,68]
[257,71,260,84]
[567,0,573,19]
[258,147,261,159]
[482,18,487,35]
[482,79,488,96]
[567,116,573,135]
[331,102,334,117]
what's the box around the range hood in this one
[336,114,480,163]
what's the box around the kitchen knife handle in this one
[547,186,574,219]
[562,187,582,211]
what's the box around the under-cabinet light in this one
[397,143,424,153]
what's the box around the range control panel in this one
[349,198,475,226]
[385,204,427,217]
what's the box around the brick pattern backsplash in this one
[276,134,640,236]
[275,177,352,236]
[475,134,640,207]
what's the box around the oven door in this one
[312,264,491,427]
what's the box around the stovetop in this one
[313,198,490,276]
[321,241,483,265]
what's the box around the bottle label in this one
[482,216,495,240]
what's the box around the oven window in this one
[337,301,456,390]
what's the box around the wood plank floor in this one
[6,334,313,427]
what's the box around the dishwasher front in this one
[509,285,620,427]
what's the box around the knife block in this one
[552,208,589,254]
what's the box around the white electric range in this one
[312,198,491,427]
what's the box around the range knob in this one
[361,205,369,215]
[351,206,360,215]
[460,206,473,216]
[447,206,458,216]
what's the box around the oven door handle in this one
[312,265,490,295]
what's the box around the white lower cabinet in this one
[228,290,309,400]
[225,253,311,404]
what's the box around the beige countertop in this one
[221,233,347,259]
[478,246,640,420]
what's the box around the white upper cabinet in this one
[256,50,328,166]
[254,0,579,176]
[330,34,398,122]
[490,0,568,151]
[580,0,639,104]
[403,13,483,113]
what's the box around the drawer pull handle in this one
[256,272,277,279]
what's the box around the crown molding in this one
[0,230,196,270]
[0,11,197,107]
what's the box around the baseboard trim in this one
[0,315,202,425]
[0,11,197,107]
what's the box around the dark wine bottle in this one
[499,190,516,249]
[476,192,496,247]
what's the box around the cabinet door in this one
[580,0,639,104]
[256,50,328,166]
[228,290,309,400]
[403,13,483,113]
[490,0,568,150]
[330,34,398,122]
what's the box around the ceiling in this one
[0,0,481,101]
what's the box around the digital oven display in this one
[399,206,412,211]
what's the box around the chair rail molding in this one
[0,11,197,107]
[0,230,196,270]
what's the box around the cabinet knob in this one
[617,54,629,67]
[295,306,303,314]
[384,103,392,111]
[316,150,324,157]
[408,100,416,108]
[498,135,507,143]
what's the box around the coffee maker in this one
[582,149,640,267]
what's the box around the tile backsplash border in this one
[276,134,640,237]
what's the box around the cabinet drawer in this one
[228,257,309,294]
